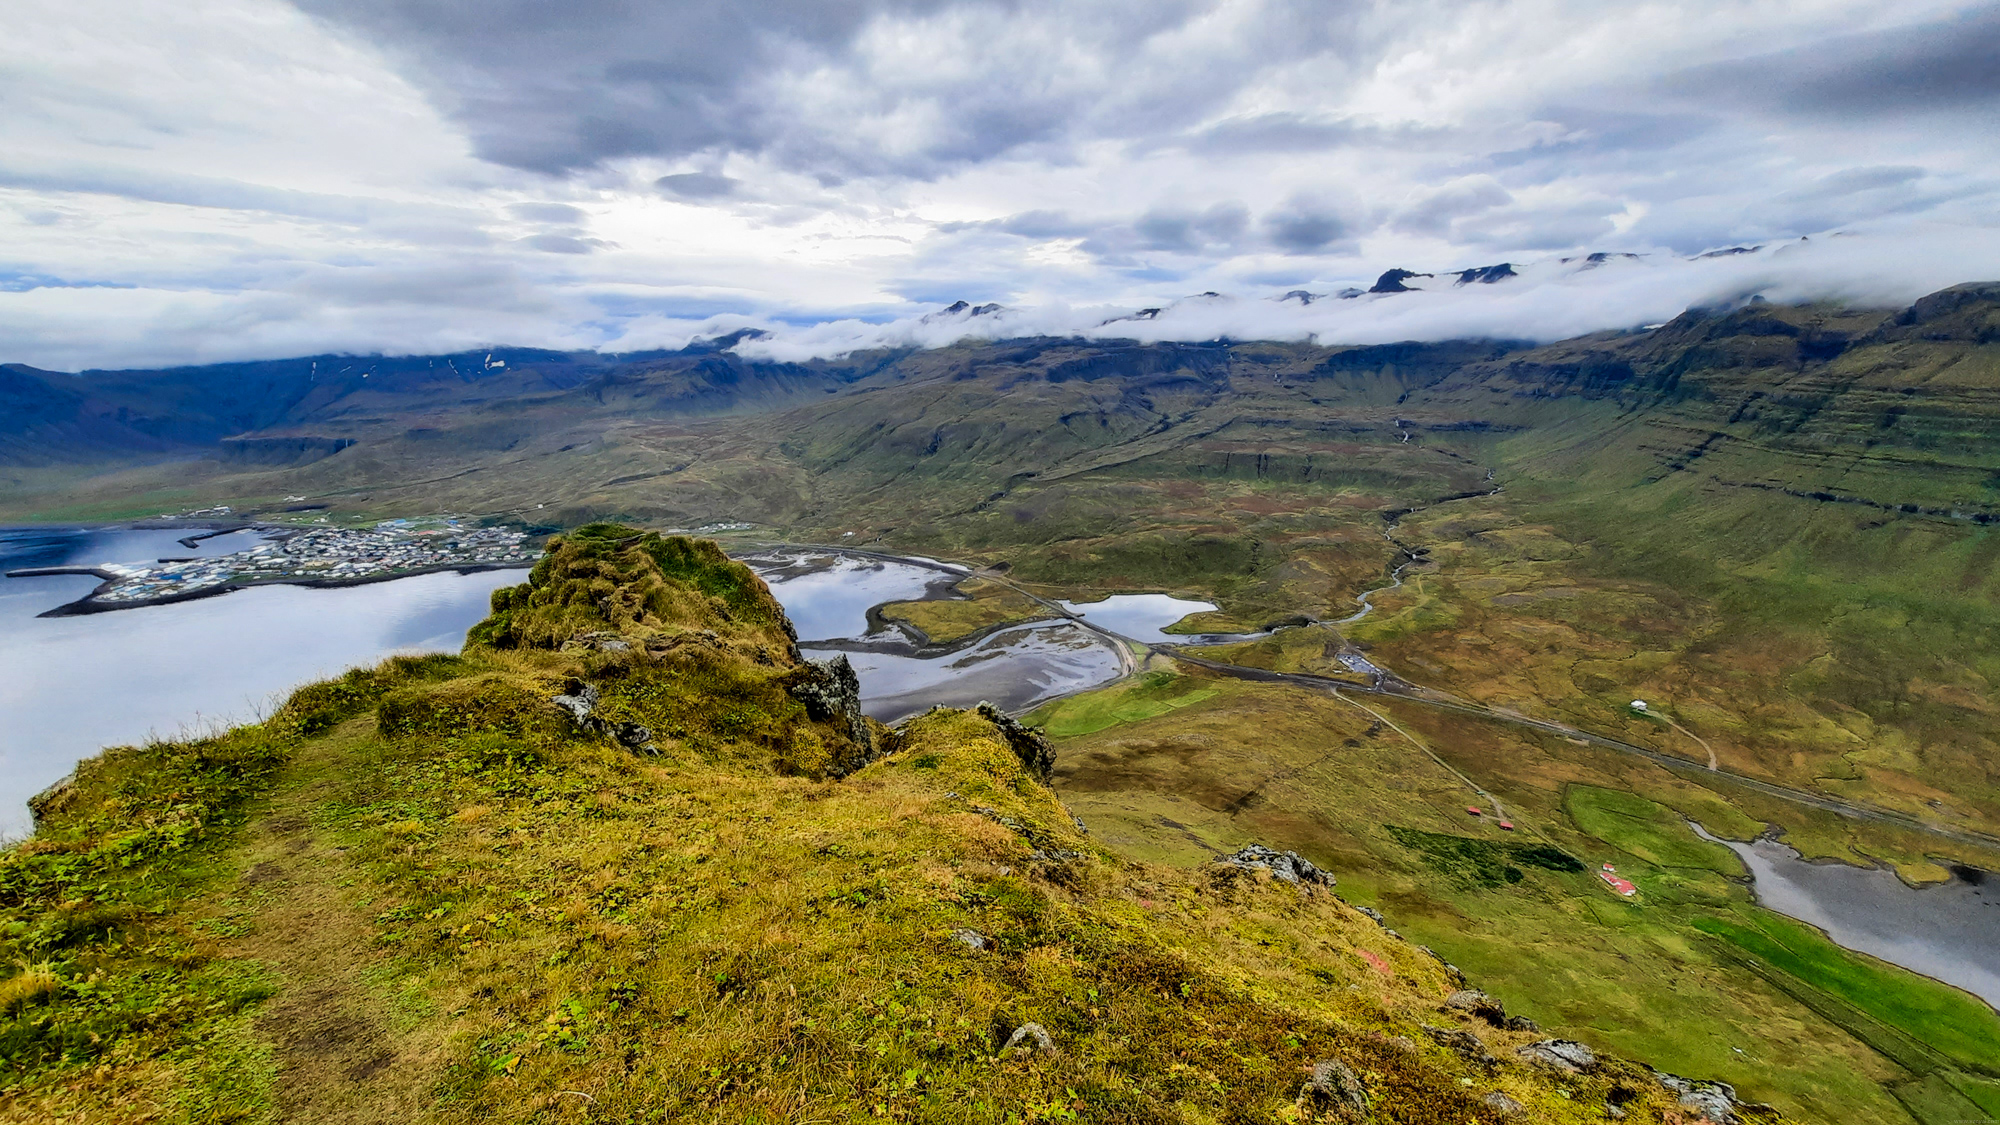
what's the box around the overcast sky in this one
[4,0,1998,369]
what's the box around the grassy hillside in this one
[0,529,1721,1123]
[1028,666,2000,1125]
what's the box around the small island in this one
[7,519,535,616]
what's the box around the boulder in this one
[1444,988,1508,1027]
[1421,1024,1496,1067]
[1482,1091,1524,1116]
[1655,1071,1742,1124]
[1214,843,1337,886]
[1517,1039,1596,1074]
[550,678,600,726]
[999,1022,1057,1057]
[1299,1057,1370,1118]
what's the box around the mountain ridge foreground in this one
[3,525,1732,1123]
[6,281,2000,1124]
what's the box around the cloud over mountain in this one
[2,0,1997,368]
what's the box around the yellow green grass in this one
[1043,668,1993,1125]
[878,578,1050,644]
[0,530,1703,1123]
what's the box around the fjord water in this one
[0,538,1163,834]
[0,527,522,839]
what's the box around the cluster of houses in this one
[87,522,533,606]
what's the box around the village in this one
[63,520,535,609]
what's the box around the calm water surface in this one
[1691,822,2000,1009]
[743,551,1136,722]
[2,538,1236,834]
[0,527,523,838]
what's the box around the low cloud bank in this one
[4,221,1994,373]
[715,222,2000,362]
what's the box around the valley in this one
[4,283,2000,1124]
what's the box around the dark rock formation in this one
[1518,1038,1596,1073]
[975,701,1056,782]
[1369,269,1432,293]
[550,678,656,753]
[1421,1024,1496,1067]
[789,654,873,759]
[1300,1057,1370,1118]
[1214,843,1337,886]
[1454,263,1516,285]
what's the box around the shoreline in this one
[8,560,533,618]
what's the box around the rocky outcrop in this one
[788,654,873,764]
[1299,1058,1370,1118]
[1444,987,1539,1030]
[1422,1024,1497,1068]
[1518,1039,1597,1074]
[1654,1071,1758,1124]
[549,678,656,753]
[1370,268,1432,294]
[215,435,354,467]
[974,702,1055,782]
[1455,263,1516,285]
[1214,843,1337,886]
[26,772,77,826]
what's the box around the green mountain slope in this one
[1,528,1733,1124]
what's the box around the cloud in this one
[1392,178,1514,238]
[717,223,2000,363]
[510,202,589,223]
[1662,6,2000,119]
[521,233,611,254]
[1264,198,1350,254]
[3,0,2000,369]
[656,172,741,200]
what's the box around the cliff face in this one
[0,529,1755,1124]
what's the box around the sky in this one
[3,0,1998,370]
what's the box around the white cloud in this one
[0,0,1996,369]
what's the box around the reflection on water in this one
[1691,822,2000,1009]
[739,552,951,641]
[0,527,524,838]
[836,622,1123,722]
[1058,592,1239,645]
[746,551,1131,723]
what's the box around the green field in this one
[1694,912,2000,1075]
[1565,785,1746,874]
